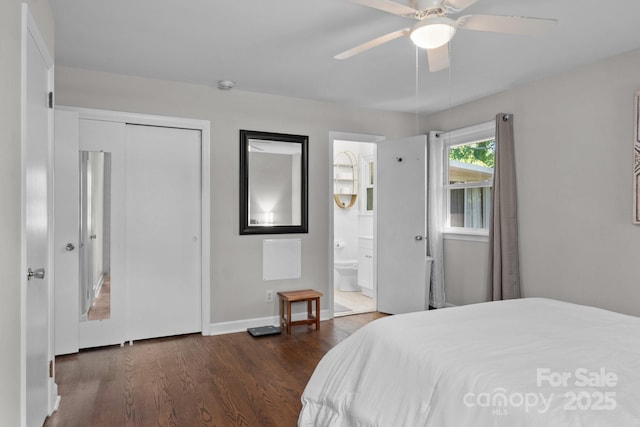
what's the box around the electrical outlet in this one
[265,290,274,303]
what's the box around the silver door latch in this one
[27,268,46,281]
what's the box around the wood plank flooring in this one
[87,275,110,321]
[44,312,386,427]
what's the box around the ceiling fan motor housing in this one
[412,0,445,11]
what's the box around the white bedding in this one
[299,298,640,426]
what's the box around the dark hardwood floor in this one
[44,312,386,427]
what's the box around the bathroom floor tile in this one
[334,290,375,316]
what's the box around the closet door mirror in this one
[239,130,308,235]
[79,150,111,321]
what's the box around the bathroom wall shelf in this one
[333,151,358,208]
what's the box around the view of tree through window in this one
[449,139,495,170]
[447,139,495,229]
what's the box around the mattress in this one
[299,298,640,426]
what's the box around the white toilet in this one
[334,259,359,291]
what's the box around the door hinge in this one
[49,360,54,378]
[48,91,53,109]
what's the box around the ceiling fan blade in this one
[427,43,450,72]
[442,0,478,13]
[334,28,410,60]
[349,0,418,17]
[458,14,557,35]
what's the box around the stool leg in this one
[279,297,284,330]
[307,300,312,322]
[315,297,320,330]
[286,301,292,334]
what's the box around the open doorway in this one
[332,136,378,316]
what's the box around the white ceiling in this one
[52,0,640,114]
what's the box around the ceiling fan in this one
[336,0,557,72]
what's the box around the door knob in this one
[414,235,424,241]
[27,267,46,281]
[65,243,75,251]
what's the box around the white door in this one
[125,125,202,341]
[53,110,80,355]
[77,119,127,349]
[377,135,428,314]
[23,6,53,425]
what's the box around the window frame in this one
[359,152,375,215]
[442,120,496,237]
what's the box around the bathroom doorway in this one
[331,134,380,316]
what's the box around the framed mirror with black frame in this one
[239,129,308,235]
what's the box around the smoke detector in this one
[217,79,235,90]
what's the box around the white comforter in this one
[299,298,640,426]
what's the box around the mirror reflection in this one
[240,130,308,235]
[248,140,302,226]
[79,151,111,321]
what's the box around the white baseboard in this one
[205,309,331,336]
[444,302,457,308]
[94,273,105,298]
[361,287,374,298]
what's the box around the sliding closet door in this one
[76,119,127,349]
[125,125,202,341]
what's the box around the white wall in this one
[424,49,640,316]
[55,66,418,324]
[0,1,54,425]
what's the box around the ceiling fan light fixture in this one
[410,17,456,49]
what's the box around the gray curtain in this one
[488,113,521,300]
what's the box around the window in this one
[360,154,375,213]
[443,121,495,233]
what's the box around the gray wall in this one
[0,0,54,425]
[55,66,418,323]
[26,0,55,54]
[443,238,488,305]
[0,2,24,424]
[426,49,640,316]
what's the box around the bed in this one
[299,298,640,426]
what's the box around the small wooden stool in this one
[277,289,323,335]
